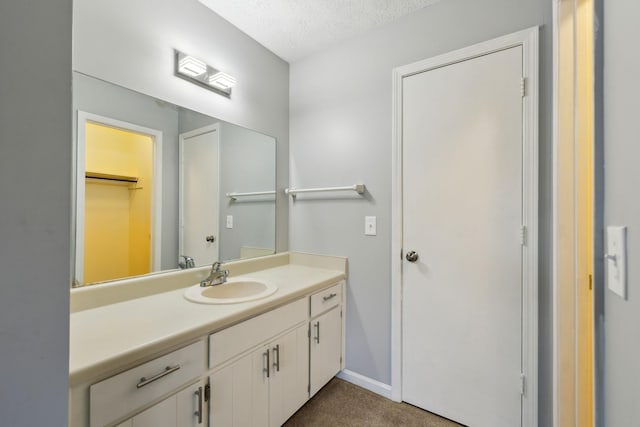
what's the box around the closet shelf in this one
[85,171,138,183]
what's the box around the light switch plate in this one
[226,215,233,229]
[365,216,377,236]
[606,225,627,299]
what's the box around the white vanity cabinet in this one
[89,341,205,427]
[208,298,309,427]
[309,282,344,397]
[79,279,346,427]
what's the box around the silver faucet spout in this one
[200,261,229,287]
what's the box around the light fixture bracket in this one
[174,50,236,97]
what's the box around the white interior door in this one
[401,46,524,427]
[180,125,220,267]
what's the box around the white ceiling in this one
[198,0,441,63]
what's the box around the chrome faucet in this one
[200,261,229,287]
[179,255,195,269]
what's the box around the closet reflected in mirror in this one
[73,72,276,287]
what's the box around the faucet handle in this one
[179,255,195,269]
[212,261,221,271]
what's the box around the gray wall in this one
[73,0,289,253]
[602,1,640,425]
[0,0,72,426]
[289,0,553,422]
[218,123,276,261]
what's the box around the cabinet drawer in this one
[209,298,307,368]
[90,340,204,427]
[310,282,342,318]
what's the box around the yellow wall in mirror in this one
[84,122,152,284]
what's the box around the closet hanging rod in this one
[284,184,365,197]
[226,190,276,200]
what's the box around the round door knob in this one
[205,235,215,243]
[406,251,419,262]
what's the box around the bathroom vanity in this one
[68,252,346,427]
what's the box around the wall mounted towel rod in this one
[284,184,366,197]
[226,190,276,200]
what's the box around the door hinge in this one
[340,356,343,364]
[519,374,526,396]
[308,327,311,338]
[204,383,211,402]
[589,274,593,291]
[520,225,527,246]
[340,310,343,318]
[521,77,527,97]
[307,384,310,393]
[400,248,403,260]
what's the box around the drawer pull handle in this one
[323,293,337,302]
[136,365,181,389]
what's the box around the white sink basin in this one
[183,278,277,304]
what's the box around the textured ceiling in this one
[197,0,441,62]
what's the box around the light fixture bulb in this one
[178,55,207,77]
[208,72,237,90]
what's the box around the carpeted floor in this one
[284,378,464,426]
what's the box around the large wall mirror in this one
[72,72,276,287]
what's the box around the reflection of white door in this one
[401,47,524,426]
[179,124,220,267]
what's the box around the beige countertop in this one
[69,253,346,387]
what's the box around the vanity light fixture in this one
[177,55,207,77]
[174,49,236,97]
[208,72,237,91]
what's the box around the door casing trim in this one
[390,26,539,427]
[74,111,163,285]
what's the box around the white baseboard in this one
[337,369,392,400]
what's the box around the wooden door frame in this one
[390,27,539,427]
[178,123,221,263]
[552,0,598,425]
[74,111,163,285]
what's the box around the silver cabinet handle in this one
[314,321,320,344]
[136,365,181,388]
[194,386,203,424]
[273,344,280,372]
[323,293,337,301]
[263,350,270,378]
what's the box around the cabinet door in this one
[128,381,204,427]
[131,395,176,427]
[310,307,342,396]
[210,346,269,427]
[269,324,309,427]
[176,381,206,427]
